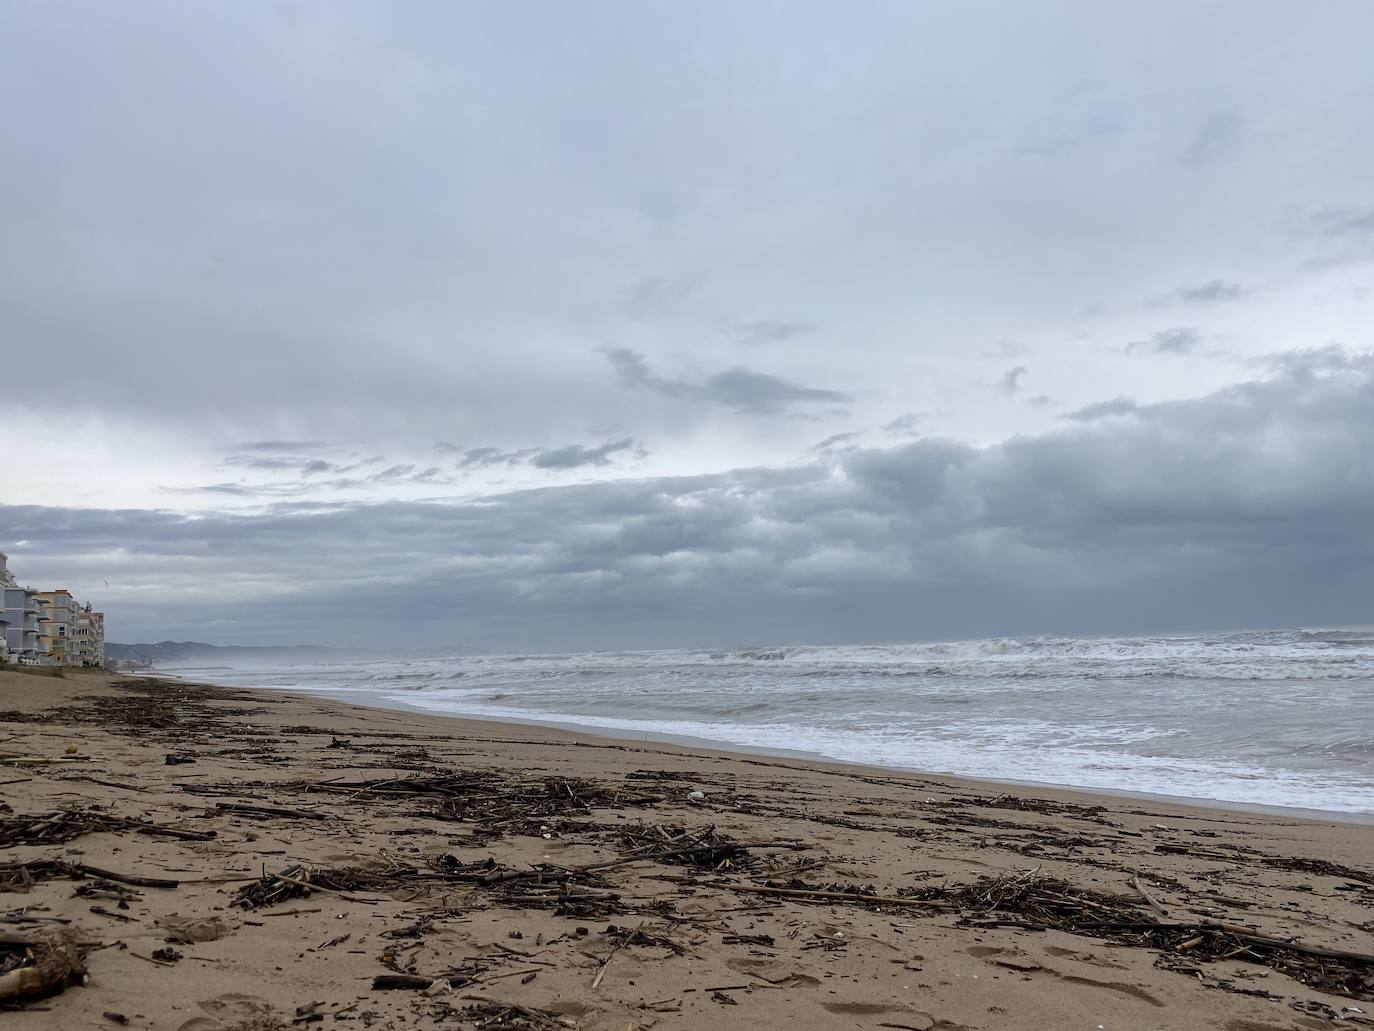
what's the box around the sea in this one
[172,627,1374,817]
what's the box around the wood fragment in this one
[1131,874,1169,919]
[0,929,85,1002]
[371,973,433,990]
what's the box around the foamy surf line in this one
[165,626,1374,820]
[238,682,1371,826]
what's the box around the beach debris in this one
[1153,842,1374,885]
[732,883,956,911]
[433,1000,575,1029]
[156,914,228,944]
[0,807,215,848]
[0,859,179,891]
[212,802,330,822]
[603,922,694,956]
[70,878,141,903]
[929,871,1374,1000]
[616,822,779,872]
[235,864,397,911]
[371,973,433,990]
[0,928,85,1004]
[292,771,663,839]
[1131,873,1169,918]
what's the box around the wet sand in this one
[2,669,1372,1030]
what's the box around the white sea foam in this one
[182,627,1374,815]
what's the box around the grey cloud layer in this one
[439,437,642,472]
[8,2,1367,457]
[11,351,1371,649]
[602,348,849,413]
[1126,328,1204,355]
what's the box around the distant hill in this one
[105,641,376,666]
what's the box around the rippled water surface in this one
[182,627,1374,814]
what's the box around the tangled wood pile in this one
[234,858,627,918]
[235,863,408,910]
[292,772,663,839]
[0,859,178,892]
[925,870,1374,1000]
[0,808,215,849]
[616,822,766,872]
[422,999,576,1029]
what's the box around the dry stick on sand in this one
[1131,874,1169,919]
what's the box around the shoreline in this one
[4,669,1373,1030]
[336,688,1374,828]
[150,668,1374,827]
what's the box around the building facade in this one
[1,585,45,663]
[1,552,105,666]
[35,590,77,666]
[0,552,10,662]
[71,605,105,666]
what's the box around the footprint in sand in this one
[966,948,1163,1008]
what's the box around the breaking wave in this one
[178,626,1374,815]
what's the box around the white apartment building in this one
[0,552,9,661]
[1,551,103,666]
[71,605,105,666]
[1,551,45,663]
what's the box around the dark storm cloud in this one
[15,351,1370,650]
[440,438,642,472]
[602,347,849,413]
[222,454,356,476]
[446,446,540,469]
[530,438,637,470]
[1126,328,1203,355]
[170,456,461,497]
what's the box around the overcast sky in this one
[2,2,1371,649]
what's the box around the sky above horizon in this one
[2,2,1372,649]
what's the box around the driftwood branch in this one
[1130,874,1168,919]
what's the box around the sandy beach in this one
[2,669,1372,1030]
